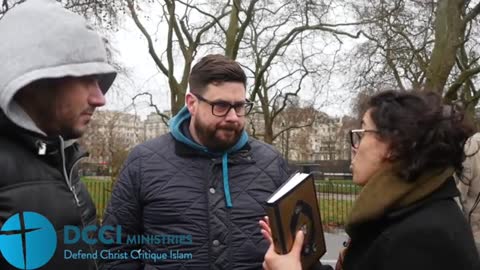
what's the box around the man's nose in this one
[224,107,240,121]
[88,81,106,107]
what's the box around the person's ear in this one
[384,150,396,161]
[185,93,197,116]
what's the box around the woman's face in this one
[351,109,391,186]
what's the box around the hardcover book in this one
[265,172,326,269]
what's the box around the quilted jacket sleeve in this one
[98,147,144,270]
[279,155,293,185]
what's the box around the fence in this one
[82,177,360,227]
[316,180,360,228]
[82,178,113,220]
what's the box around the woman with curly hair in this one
[261,90,480,270]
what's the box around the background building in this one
[78,110,144,176]
[80,108,354,176]
[144,111,170,141]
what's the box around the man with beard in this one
[100,54,290,269]
[0,0,116,269]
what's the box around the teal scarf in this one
[169,106,249,208]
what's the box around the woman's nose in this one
[351,147,357,158]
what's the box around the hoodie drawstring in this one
[222,153,232,208]
[169,107,249,209]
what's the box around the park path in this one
[320,232,349,267]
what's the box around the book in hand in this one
[265,172,326,269]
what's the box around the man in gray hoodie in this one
[0,0,116,269]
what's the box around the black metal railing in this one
[83,177,360,228]
[316,180,360,228]
[83,178,113,221]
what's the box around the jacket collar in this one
[385,177,459,219]
[168,106,252,208]
[346,164,455,237]
[0,109,86,159]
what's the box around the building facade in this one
[80,107,353,176]
[78,110,144,174]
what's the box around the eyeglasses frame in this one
[192,93,254,117]
[349,129,379,149]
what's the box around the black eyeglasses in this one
[349,129,379,149]
[192,93,254,117]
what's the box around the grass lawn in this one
[319,198,355,228]
[81,177,113,220]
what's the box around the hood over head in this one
[0,0,117,135]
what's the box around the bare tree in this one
[349,0,480,115]
[1,0,124,27]
[125,0,230,114]
[277,106,320,161]
[78,111,143,181]
[125,0,369,144]
[0,0,24,18]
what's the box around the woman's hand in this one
[259,216,304,270]
[259,216,273,243]
[335,239,350,270]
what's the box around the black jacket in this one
[343,179,480,270]
[100,133,290,270]
[0,113,98,270]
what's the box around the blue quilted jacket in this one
[99,116,289,269]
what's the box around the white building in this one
[79,110,144,165]
[143,111,170,141]
[80,107,352,171]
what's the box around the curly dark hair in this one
[362,90,474,182]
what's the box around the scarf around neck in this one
[346,164,454,235]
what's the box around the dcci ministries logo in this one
[0,212,57,270]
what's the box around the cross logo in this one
[0,212,57,269]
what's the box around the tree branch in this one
[126,0,169,77]
[272,117,315,142]
[465,2,480,23]
[131,92,170,126]
[446,66,480,98]
[176,0,228,34]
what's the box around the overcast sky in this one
[102,4,360,120]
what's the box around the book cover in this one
[265,173,326,269]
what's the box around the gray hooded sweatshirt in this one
[0,1,116,269]
[0,0,116,135]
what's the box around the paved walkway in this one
[320,232,349,267]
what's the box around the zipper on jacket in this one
[37,140,47,155]
[59,137,98,270]
[59,137,81,206]
[69,158,86,206]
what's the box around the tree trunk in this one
[225,0,240,59]
[424,0,464,93]
[170,84,185,116]
[263,113,273,144]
